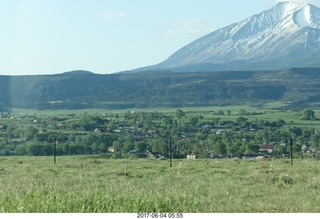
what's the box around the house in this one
[302,145,312,152]
[108,146,115,153]
[94,128,105,132]
[187,153,196,160]
[216,129,224,135]
[256,156,265,160]
[259,144,276,153]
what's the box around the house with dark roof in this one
[259,144,276,153]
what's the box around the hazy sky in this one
[1,0,319,75]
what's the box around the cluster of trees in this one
[0,109,320,158]
[1,127,116,156]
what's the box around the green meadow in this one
[1,156,320,213]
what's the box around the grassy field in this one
[1,156,320,213]
[12,104,320,126]
[10,104,268,115]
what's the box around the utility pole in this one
[289,132,293,166]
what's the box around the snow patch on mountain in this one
[146,1,320,71]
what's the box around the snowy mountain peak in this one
[229,1,320,40]
[267,2,320,29]
[277,1,308,15]
[147,1,320,71]
[269,1,307,23]
[293,4,320,28]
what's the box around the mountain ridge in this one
[136,1,320,72]
[1,67,320,111]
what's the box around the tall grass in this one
[0,157,320,212]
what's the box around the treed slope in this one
[1,68,320,111]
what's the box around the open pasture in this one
[1,156,320,213]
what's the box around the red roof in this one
[259,144,275,150]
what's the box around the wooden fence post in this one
[53,138,57,165]
[169,137,172,168]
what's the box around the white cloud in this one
[98,11,126,21]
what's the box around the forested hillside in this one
[1,68,320,111]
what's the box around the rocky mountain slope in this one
[144,1,320,72]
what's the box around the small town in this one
[1,108,319,160]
